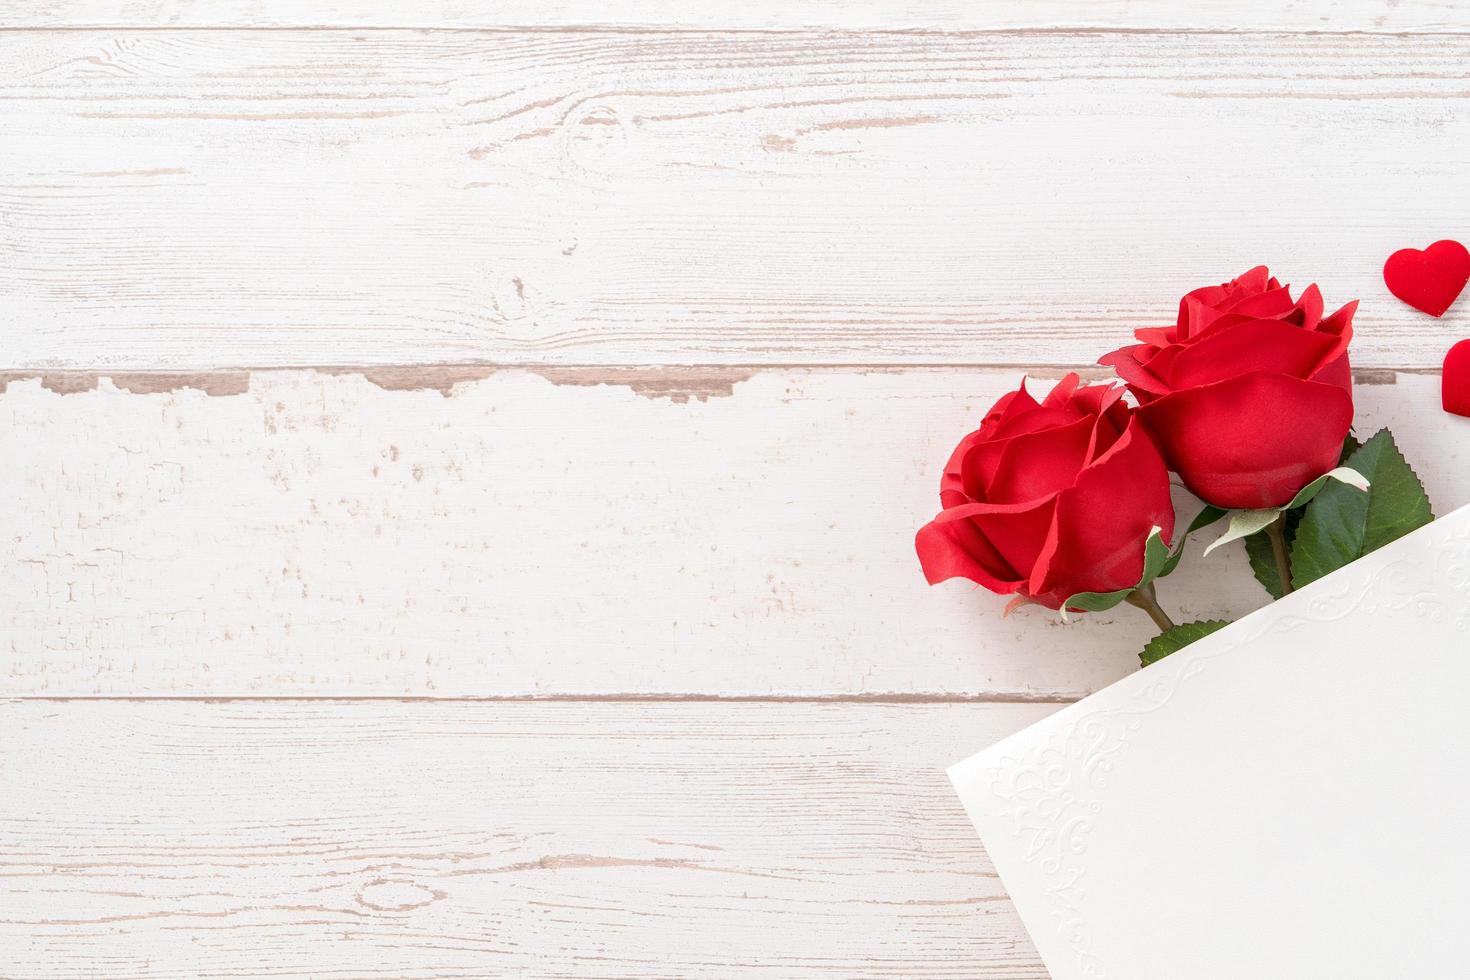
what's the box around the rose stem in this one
[1124,581,1176,632]
[1266,514,1295,595]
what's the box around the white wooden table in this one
[4,2,1470,975]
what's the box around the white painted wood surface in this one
[0,700,1059,978]
[5,368,1466,699]
[10,0,1470,30]
[4,30,1470,369]
[4,5,1467,977]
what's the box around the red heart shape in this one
[1384,239,1470,317]
[1445,339,1470,417]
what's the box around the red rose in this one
[1100,266,1356,509]
[915,374,1175,610]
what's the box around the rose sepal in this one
[1200,466,1370,558]
[1059,504,1225,621]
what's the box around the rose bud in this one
[1100,266,1356,510]
[915,374,1175,610]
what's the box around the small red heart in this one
[1384,239,1470,317]
[1444,339,1470,417]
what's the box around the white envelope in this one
[949,503,1470,980]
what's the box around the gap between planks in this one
[1,692,1080,703]
[0,363,1421,399]
[6,26,1470,36]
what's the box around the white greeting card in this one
[949,503,1470,980]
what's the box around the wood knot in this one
[355,877,444,913]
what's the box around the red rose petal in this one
[1165,318,1338,390]
[1443,339,1470,418]
[989,404,1080,441]
[915,515,1023,592]
[1138,371,1353,509]
[1234,266,1272,292]
[956,437,1006,500]
[1098,344,1171,397]
[1133,326,1175,347]
[1288,283,1325,329]
[1384,240,1470,317]
[970,500,1058,583]
[983,414,1096,505]
[976,383,1039,439]
[938,429,984,508]
[1090,398,1130,460]
[1040,372,1082,409]
[1320,300,1358,339]
[1177,267,1273,337]
[961,412,1084,499]
[1222,284,1295,320]
[1309,348,1352,393]
[1139,343,1185,382]
[1177,294,1223,339]
[1028,420,1175,605]
[1067,380,1123,418]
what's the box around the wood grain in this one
[4,12,1464,978]
[7,0,1470,30]
[3,30,1469,369]
[0,698,1056,979]
[4,367,1463,699]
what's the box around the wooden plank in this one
[5,0,1469,31]
[3,30,1468,370]
[4,366,1460,699]
[0,698,1056,979]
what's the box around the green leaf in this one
[1244,522,1290,599]
[1243,529,1282,599]
[1290,428,1434,589]
[1245,435,1363,599]
[1140,620,1230,667]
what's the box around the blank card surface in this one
[949,503,1470,980]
